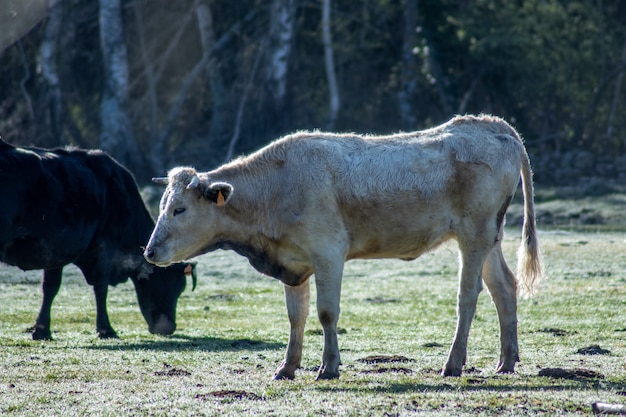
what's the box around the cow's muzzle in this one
[149,314,176,336]
[143,246,171,266]
[144,246,156,261]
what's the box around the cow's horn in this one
[152,177,168,185]
[187,175,200,190]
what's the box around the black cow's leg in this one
[32,268,63,340]
[93,281,118,338]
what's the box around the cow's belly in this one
[346,224,454,261]
[1,238,77,270]
[340,200,456,260]
[0,230,92,270]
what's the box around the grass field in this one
[1,226,625,416]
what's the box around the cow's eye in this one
[173,207,186,216]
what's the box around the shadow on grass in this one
[315,377,626,394]
[85,335,284,353]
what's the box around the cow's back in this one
[275,116,523,200]
[0,143,153,273]
[0,144,90,268]
[72,149,156,249]
[228,116,524,261]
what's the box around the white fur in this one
[144,114,542,380]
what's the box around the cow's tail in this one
[516,144,543,297]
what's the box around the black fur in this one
[0,139,195,339]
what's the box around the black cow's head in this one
[132,261,197,335]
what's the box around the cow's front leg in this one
[443,246,489,376]
[93,281,118,338]
[313,256,345,380]
[274,278,310,380]
[32,268,63,340]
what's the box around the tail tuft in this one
[517,145,543,297]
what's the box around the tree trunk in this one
[99,0,145,176]
[39,0,64,145]
[132,1,158,148]
[322,0,339,130]
[607,36,626,143]
[398,0,418,130]
[265,0,297,114]
[197,1,230,152]
[420,25,454,116]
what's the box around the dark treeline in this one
[1,0,626,184]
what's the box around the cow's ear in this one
[205,182,233,206]
[184,262,198,291]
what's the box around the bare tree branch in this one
[17,40,34,122]
[197,0,230,150]
[225,38,267,163]
[129,4,197,93]
[457,67,484,115]
[132,0,158,141]
[150,6,260,173]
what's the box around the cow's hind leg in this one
[482,241,519,373]
[274,278,310,380]
[32,268,63,340]
[443,240,491,377]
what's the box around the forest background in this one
[1,0,626,186]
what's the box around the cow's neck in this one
[204,171,311,286]
[212,168,285,241]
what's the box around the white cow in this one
[144,114,542,380]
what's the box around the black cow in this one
[0,139,196,340]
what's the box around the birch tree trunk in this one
[322,0,339,130]
[99,0,145,175]
[39,0,64,144]
[265,0,297,113]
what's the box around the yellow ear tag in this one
[216,190,225,206]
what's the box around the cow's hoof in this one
[496,362,515,374]
[441,367,462,377]
[97,329,119,339]
[273,371,295,381]
[31,328,52,341]
[315,368,340,381]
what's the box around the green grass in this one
[1,229,626,416]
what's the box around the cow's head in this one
[143,167,233,267]
[132,260,197,335]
